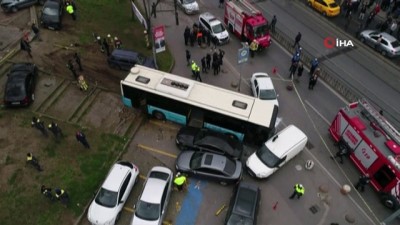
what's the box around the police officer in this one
[66,60,78,79]
[249,39,259,58]
[41,185,54,201]
[289,183,305,199]
[76,131,90,149]
[174,173,187,191]
[27,153,43,171]
[73,52,83,71]
[32,117,48,137]
[55,188,69,206]
[201,56,207,73]
[309,58,319,75]
[48,121,63,139]
[195,64,202,82]
[191,61,197,77]
[66,3,76,21]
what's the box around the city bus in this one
[120,65,278,144]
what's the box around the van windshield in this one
[255,145,280,168]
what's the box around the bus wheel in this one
[381,194,399,210]
[153,111,165,120]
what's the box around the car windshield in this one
[227,214,253,225]
[43,7,58,16]
[94,188,118,208]
[391,40,400,48]
[223,158,236,175]
[259,88,277,100]
[255,145,280,168]
[135,200,160,221]
[329,3,338,8]
[211,23,226,34]
[253,24,268,38]
[183,0,196,3]
[190,152,204,169]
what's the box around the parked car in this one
[177,0,199,14]
[307,0,340,17]
[87,161,139,225]
[107,49,156,71]
[199,12,229,45]
[225,182,261,225]
[4,63,38,107]
[176,126,243,159]
[246,125,307,178]
[250,72,279,107]
[1,0,44,13]
[359,30,400,58]
[131,166,173,225]
[175,151,242,185]
[39,0,63,30]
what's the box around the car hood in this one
[87,201,118,224]
[131,215,160,225]
[182,2,199,10]
[41,14,60,23]
[176,151,194,172]
[246,153,274,178]
[214,30,229,40]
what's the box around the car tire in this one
[381,50,387,57]
[322,11,327,17]
[153,111,165,120]
[381,194,399,210]
[360,37,366,43]
[11,7,18,13]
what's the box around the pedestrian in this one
[289,62,298,79]
[184,26,190,46]
[380,20,390,32]
[78,75,88,91]
[289,183,305,199]
[292,52,300,64]
[174,172,187,191]
[186,50,191,66]
[373,3,381,15]
[197,29,203,46]
[55,188,70,206]
[114,37,122,49]
[73,52,83,71]
[48,121,63,139]
[66,60,78,79]
[76,131,90,149]
[364,11,375,28]
[216,56,221,74]
[354,174,371,192]
[191,61,197,77]
[359,2,367,20]
[219,49,225,66]
[211,36,219,49]
[31,22,41,41]
[293,32,302,48]
[249,39,259,58]
[206,53,211,70]
[390,21,398,35]
[344,11,352,31]
[41,185,54,201]
[309,58,319,75]
[20,38,32,58]
[151,2,157,18]
[102,38,110,56]
[297,62,304,80]
[308,69,320,90]
[270,15,277,33]
[26,153,43,171]
[330,146,347,164]
[195,64,202,82]
[201,56,207,73]
[66,3,76,20]
[32,117,48,137]
[219,0,224,8]
[107,34,114,50]
[212,59,219,75]
[205,29,211,46]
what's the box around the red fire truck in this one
[224,0,271,49]
[329,99,400,210]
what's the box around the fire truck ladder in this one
[235,0,260,16]
[359,99,400,145]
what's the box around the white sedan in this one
[88,161,139,225]
[250,72,279,107]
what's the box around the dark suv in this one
[107,49,156,71]
[225,182,261,225]
[1,0,44,13]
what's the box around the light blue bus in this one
[120,65,278,144]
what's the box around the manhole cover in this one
[309,205,319,214]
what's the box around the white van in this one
[246,125,308,178]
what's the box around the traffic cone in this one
[272,67,277,75]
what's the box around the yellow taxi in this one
[308,0,341,17]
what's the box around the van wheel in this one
[381,50,387,57]
[153,111,165,120]
[381,194,399,210]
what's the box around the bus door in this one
[188,107,204,128]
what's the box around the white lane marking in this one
[304,100,330,125]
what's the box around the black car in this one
[175,126,243,159]
[4,63,38,107]
[107,49,156,71]
[225,182,261,225]
[40,0,63,30]
[1,0,44,13]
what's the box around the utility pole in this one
[142,0,158,69]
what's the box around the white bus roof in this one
[121,65,276,127]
